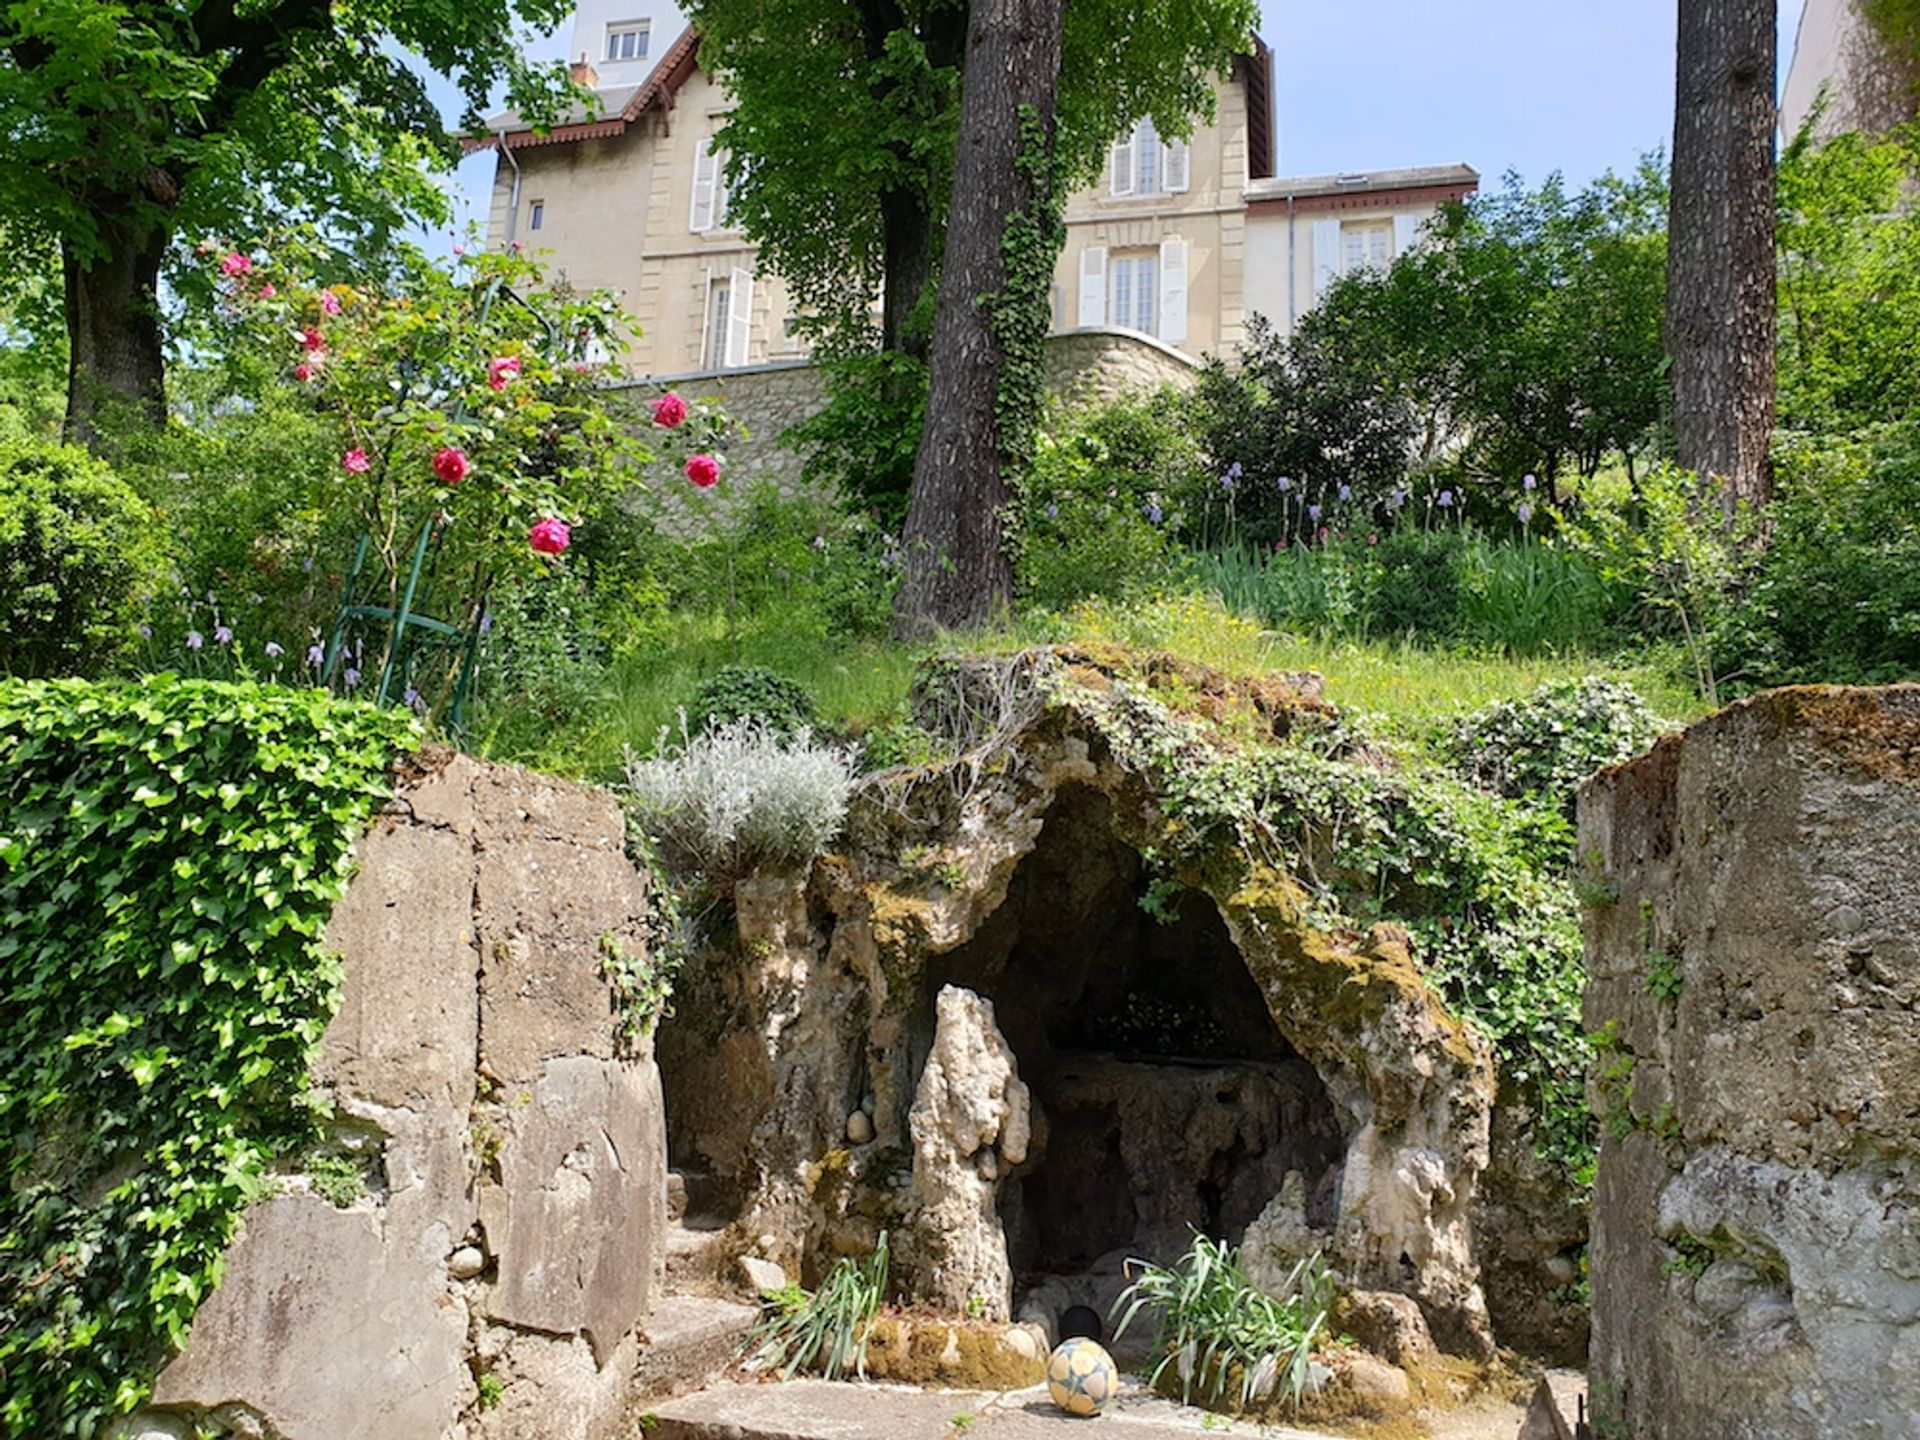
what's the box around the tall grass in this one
[1110,1233,1335,1412]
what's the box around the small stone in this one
[1542,1254,1578,1285]
[756,1233,778,1256]
[975,1149,999,1180]
[738,1255,788,1294]
[449,1245,485,1280]
[1344,1355,1412,1405]
[846,1109,874,1144]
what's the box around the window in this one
[704,281,731,371]
[1341,221,1393,274]
[690,139,732,233]
[1109,118,1190,198]
[605,21,650,62]
[527,199,544,231]
[1110,251,1159,335]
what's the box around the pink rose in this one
[301,326,325,353]
[652,391,688,428]
[258,283,277,298]
[341,448,370,474]
[528,516,572,556]
[685,453,720,489]
[221,252,252,277]
[432,447,469,484]
[319,290,342,316]
[488,355,522,392]
[293,363,314,383]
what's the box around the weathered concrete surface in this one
[646,1379,1331,1440]
[134,750,667,1440]
[1580,687,1920,1440]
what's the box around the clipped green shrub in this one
[687,664,819,737]
[0,439,165,678]
[0,678,417,1436]
[1450,677,1667,808]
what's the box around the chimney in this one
[569,53,600,89]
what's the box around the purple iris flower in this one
[1308,503,1322,522]
[213,625,233,646]
[1518,502,1534,525]
[343,667,362,688]
[1145,502,1163,524]
[186,631,204,651]
[307,643,325,667]
[1523,473,1537,491]
[1338,483,1353,502]
[265,641,285,659]
[1437,490,1455,508]
[1276,476,1292,493]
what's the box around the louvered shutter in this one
[1109,137,1134,197]
[1158,238,1189,345]
[1311,218,1342,299]
[714,148,733,230]
[1393,212,1422,258]
[1078,246,1108,326]
[1162,137,1190,194]
[725,268,754,367]
[690,140,718,232]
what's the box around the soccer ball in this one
[1047,1336,1119,1418]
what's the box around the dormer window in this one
[605,20,650,62]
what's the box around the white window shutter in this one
[1162,137,1190,194]
[714,148,732,230]
[1158,238,1188,346]
[1109,138,1133,197]
[690,140,717,233]
[1393,212,1422,257]
[1311,218,1342,299]
[1078,246,1107,326]
[726,267,754,367]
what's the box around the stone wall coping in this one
[608,326,1204,392]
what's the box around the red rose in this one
[652,391,689,428]
[432,447,470,484]
[685,453,720,489]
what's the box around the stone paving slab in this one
[642,1378,1329,1440]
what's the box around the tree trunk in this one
[63,213,169,451]
[880,185,938,363]
[891,0,1064,638]
[1668,0,1776,511]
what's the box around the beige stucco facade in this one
[476,28,1473,374]
[1782,0,1919,141]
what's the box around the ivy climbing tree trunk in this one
[891,0,1065,638]
[1668,0,1777,511]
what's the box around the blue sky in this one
[433,1,1812,242]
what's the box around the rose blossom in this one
[652,391,688,428]
[685,453,720,489]
[487,355,522,392]
[432,447,470,484]
[528,516,572,555]
[301,326,326,353]
[341,448,370,474]
[294,363,314,383]
[221,252,252,278]
[320,290,342,316]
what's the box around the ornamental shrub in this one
[1450,677,1667,809]
[687,665,819,737]
[0,678,416,1436]
[626,716,856,882]
[0,440,165,678]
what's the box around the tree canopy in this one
[0,0,583,439]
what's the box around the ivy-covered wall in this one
[0,679,417,1436]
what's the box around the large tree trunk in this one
[62,212,169,451]
[1668,0,1776,511]
[891,0,1063,637]
[880,185,937,363]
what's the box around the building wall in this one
[1243,189,1460,341]
[1782,0,1920,140]
[1053,72,1251,359]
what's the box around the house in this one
[469,3,1475,376]
[1783,0,1920,141]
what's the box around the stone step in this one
[634,1296,761,1401]
[664,1212,738,1291]
[641,1377,1331,1440]
[666,1167,736,1224]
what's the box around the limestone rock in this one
[1581,686,1920,1440]
[151,1193,468,1440]
[846,1109,874,1144]
[1516,1376,1574,1440]
[480,1056,666,1366]
[1333,1289,1435,1368]
[907,985,1030,1319]
[738,1254,788,1294]
[450,1245,486,1280]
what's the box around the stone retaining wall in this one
[617,328,1204,522]
[122,751,667,1440]
[1578,687,1920,1439]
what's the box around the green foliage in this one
[1192,528,1632,656]
[0,677,416,1437]
[0,0,580,317]
[788,352,931,524]
[687,666,820,738]
[1716,424,1920,686]
[1014,393,1198,607]
[748,1231,889,1381]
[476,1372,506,1410]
[0,439,166,678]
[1449,678,1667,809]
[1111,1234,1333,1413]
[1777,123,1920,431]
[305,1153,370,1209]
